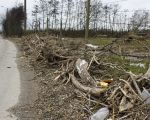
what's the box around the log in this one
[76,59,95,85]
[70,74,106,96]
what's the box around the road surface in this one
[0,36,20,120]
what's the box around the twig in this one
[132,79,142,96]
[118,113,133,120]
[119,86,132,99]
[119,79,143,101]
[54,72,66,81]
[65,74,71,85]
[112,99,115,120]
[129,72,142,97]
[87,54,95,70]
[107,87,119,101]
[76,89,108,107]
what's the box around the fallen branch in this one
[70,74,107,96]
[76,59,95,86]
[137,64,150,81]
[129,72,142,97]
[144,64,150,78]
[119,79,143,101]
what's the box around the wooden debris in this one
[70,74,107,96]
[119,96,134,112]
[22,34,150,120]
[144,64,150,78]
[76,59,95,86]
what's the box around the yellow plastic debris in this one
[97,82,108,88]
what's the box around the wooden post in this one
[24,0,27,30]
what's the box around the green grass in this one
[107,55,128,64]
[89,37,113,46]
[145,39,150,46]
[89,37,150,74]
[99,54,150,74]
[125,65,146,74]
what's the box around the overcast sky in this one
[0,0,35,23]
[0,0,150,28]
[102,0,150,10]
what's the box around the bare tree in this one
[51,0,59,29]
[39,0,47,30]
[91,0,102,31]
[60,0,65,39]
[85,0,91,42]
[31,0,150,38]
[112,4,120,31]
[64,0,74,30]
[130,10,149,32]
[32,5,39,31]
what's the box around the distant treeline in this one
[24,28,150,39]
[24,29,129,38]
[31,0,150,34]
[2,6,25,37]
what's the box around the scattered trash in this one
[130,63,145,68]
[86,44,99,49]
[141,88,150,104]
[97,81,109,88]
[101,79,114,83]
[91,107,109,120]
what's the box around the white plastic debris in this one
[141,88,150,104]
[86,44,99,49]
[130,63,145,68]
[91,107,109,120]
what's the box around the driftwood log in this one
[76,59,95,86]
[70,74,107,96]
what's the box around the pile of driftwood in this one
[22,34,150,120]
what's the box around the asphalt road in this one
[0,36,20,120]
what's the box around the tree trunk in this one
[85,0,91,43]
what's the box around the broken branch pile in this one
[22,34,150,119]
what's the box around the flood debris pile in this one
[21,34,150,120]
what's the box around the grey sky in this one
[0,0,35,27]
[0,0,150,28]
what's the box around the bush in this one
[2,6,25,37]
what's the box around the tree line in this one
[2,6,25,37]
[1,0,149,37]
[31,0,150,36]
